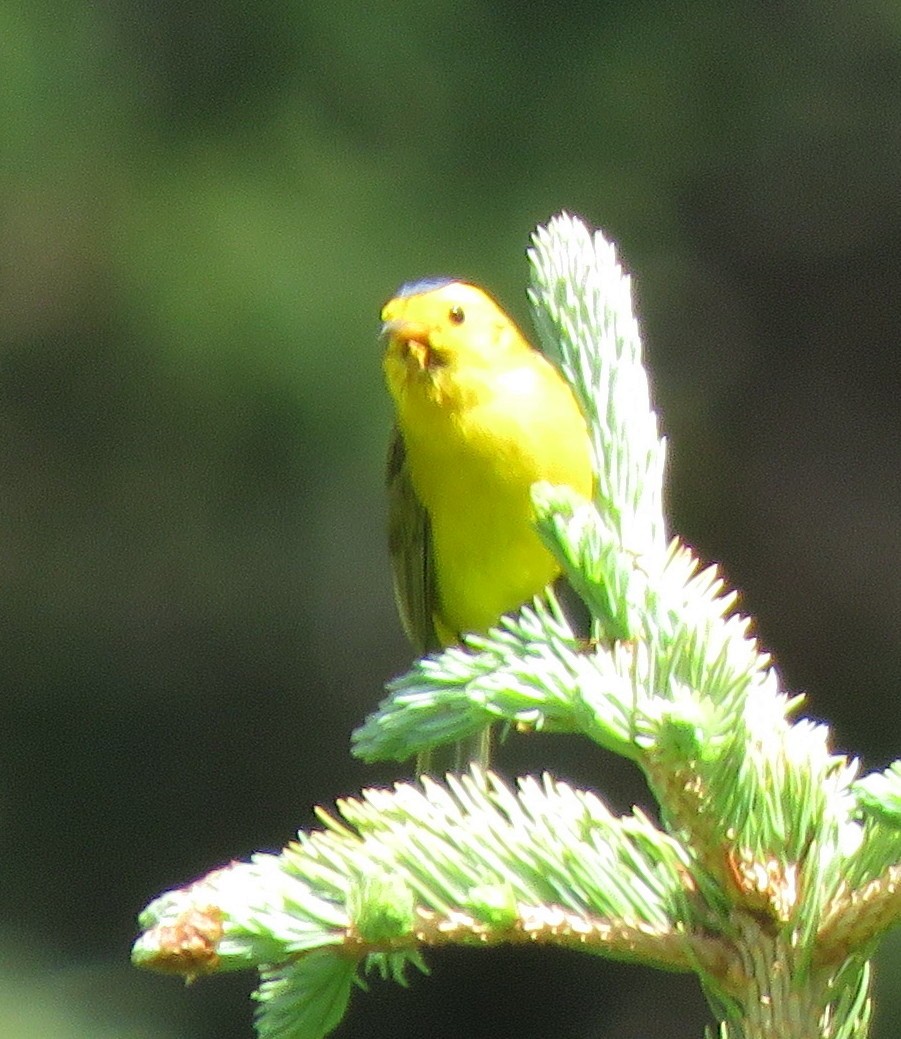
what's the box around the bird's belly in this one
[428,478,559,639]
[401,377,592,641]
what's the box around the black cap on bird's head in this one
[394,277,460,299]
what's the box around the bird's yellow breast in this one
[399,353,591,638]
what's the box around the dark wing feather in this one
[386,426,442,653]
[387,426,490,772]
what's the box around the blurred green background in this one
[2,1,901,1036]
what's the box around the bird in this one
[381,278,594,772]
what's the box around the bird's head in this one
[381,280,530,400]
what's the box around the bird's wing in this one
[386,426,442,654]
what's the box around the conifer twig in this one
[133,213,900,1039]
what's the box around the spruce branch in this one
[134,213,901,1039]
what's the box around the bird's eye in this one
[448,305,465,325]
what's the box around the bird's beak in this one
[381,319,432,370]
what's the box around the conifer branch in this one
[133,213,901,1039]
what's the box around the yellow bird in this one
[381,279,594,769]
